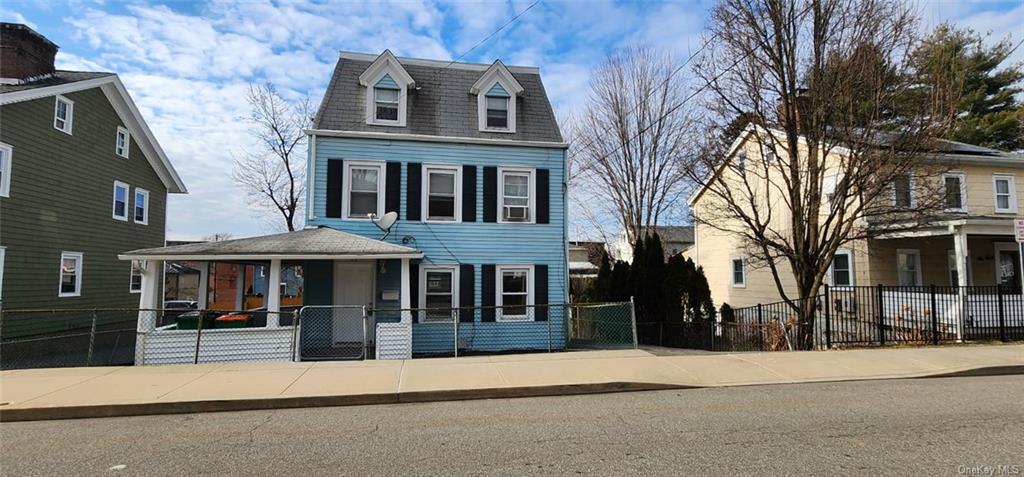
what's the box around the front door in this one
[995,244,1022,290]
[332,262,374,344]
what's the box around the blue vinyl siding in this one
[308,136,568,354]
[375,74,400,90]
[486,83,510,97]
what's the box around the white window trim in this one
[477,82,516,133]
[942,172,967,213]
[730,256,746,288]
[133,188,150,225]
[0,141,11,198]
[421,164,462,223]
[896,248,923,286]
[496,264,535,322]
[828,249,854,288]
[116,126,130,159]
[891,173,916,208]
[58,251,83,298]
[418,265,460,323]
[497,167,535,224]
[112,181,129,221]
[364,75,407,127]
[54,95,74,134]
[992,174,1017,214]
[343,160,386,220]
[129,259,143,293]
[0,246,6,300]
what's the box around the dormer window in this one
[471,60,524,134]
[359,50,415,127]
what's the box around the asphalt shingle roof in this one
[0,70,115,94]
[314,52,564,143]
[123,227,421,258]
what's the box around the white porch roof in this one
[872,217,1015,239]
[119,227,423,261]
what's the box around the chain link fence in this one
[1,308,139,369]
[297,306,366,360]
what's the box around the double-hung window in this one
[892,173,913,208]
[896,249,922,286]
[112,181,129,221]
[497,265,533,321]
[731,257,746,288]
[499,168,533,223]
[115,127,130,158]
[993,174,1016,213]
[943,173,966,212]
[59,251,83,297]
[424,165,460,222]
[0,142,11,198]
[374,84,400,122]
[830,250,854,287]
[134,188,149,225]
[54,95,73,134]
[345,162,384,219]
[421,266,457,322]
[486,96,509,129]
[129,260,143,293]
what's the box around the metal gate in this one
[298,305,367,360]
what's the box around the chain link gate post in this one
[547,306,552,352]
[194,309,205,364]
[629,296,639,349]
[290,309,300,362]
[453,309,459,358]
[85,309,98,366]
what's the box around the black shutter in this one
[409,262,420,323]
[483,167,497,223]
[459,264,475,322]
[385,162,401,214]
[534,264,549,321]
[536,169,550,224]
[462,165,477,222]
[326,159,344,218]
[407,163,422,221]
[481,264,496,321]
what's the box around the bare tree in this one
[690,0,961,348]
[572,46,698,248]
[232,83,311,232]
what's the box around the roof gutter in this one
[118,253,424,261]
[306,128,569,150]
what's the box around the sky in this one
[3,0,1022,241]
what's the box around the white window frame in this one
[0,141,11,198]
[942,172,967,212]
[498,167,535,224]
[730,257,746,288]
[992,174,1017,214]
[54,95,74,134]
[422,164,462,223]
[371,86,401,125]
[0,246,5,300]
[343,161,386,220]
[58,251,83,297]
[496,264,534,322]
[896,249,923,286]
[133,188,150,225]
[891,173,915,208]
[115,126,130,159]
[419,265,459,323]
[112,181,129,221]
[828,249,854,288]
[129,259,143,293]
[484,94,510,131]
[476,80,517,133]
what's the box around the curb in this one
[0,382,690,423]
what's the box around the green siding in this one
[0,87,168,314]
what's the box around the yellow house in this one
[688,126,1024,309]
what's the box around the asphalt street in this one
[2,375,1022,476]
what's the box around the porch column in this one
[136,259,162,332]
[234,264,246,310]
[400,258,412,323]
[952,226,968,341]
[197,261,209,310]
[267,259,282,327]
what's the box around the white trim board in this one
[305,128,569,149]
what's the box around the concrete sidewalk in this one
[2,345,1022,422]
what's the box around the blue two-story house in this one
[122,50,568,361]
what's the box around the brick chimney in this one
[0,23,58,82]
[776,88,811,132]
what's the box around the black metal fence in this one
[720,285,1024,352]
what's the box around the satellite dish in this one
[372,211,399,239]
